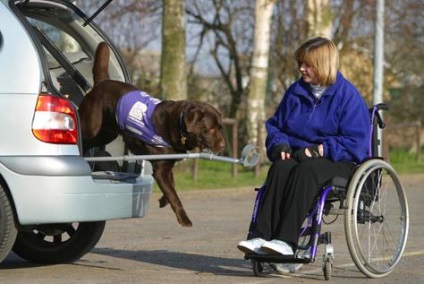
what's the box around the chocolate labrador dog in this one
[79,42,225,227]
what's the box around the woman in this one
[237,37,370,256]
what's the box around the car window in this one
[28,17,89,105]
[12,1,129,106]
[28,18,89,69]
[18,3,93,105]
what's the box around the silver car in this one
[0,0,153,264]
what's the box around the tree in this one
[307,0,333,38]
[384,0,424,125]
[77,1,162,94]
[246,0,275,145]
[161,0,187,100]
[186,0,255,120]
[186,0,257,152]
[82,0,424,151]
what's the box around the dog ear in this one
[184,105,205,133]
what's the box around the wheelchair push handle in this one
[375,103,388,111]
[373,103,388,129]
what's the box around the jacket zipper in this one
[308,98,319,120]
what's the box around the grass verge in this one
[153,159,267,192]
[389,148,424,174]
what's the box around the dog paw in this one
[179,217,193,227]
[158,196,169,208]
[178,212,193,227]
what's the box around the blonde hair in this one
[295,37,339,86]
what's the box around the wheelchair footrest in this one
[244,253,314,264]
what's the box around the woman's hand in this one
[293,144,324,161]
[270,144,292,161]
[280,151,291,160]
[305,144,324,157]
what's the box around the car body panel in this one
[0,2,41,94]
[0,159,153,224]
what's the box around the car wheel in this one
[13,221,105,264]
[0,184,17,263]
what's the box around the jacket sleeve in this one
[265,93,291,161]
[322,91,370,163]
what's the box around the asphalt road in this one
[1,174,423,283]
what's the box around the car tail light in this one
[32,94,78,144]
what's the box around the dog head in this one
[182,102,225,154]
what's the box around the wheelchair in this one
[243,103,409,280]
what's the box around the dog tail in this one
[92,42,110,86]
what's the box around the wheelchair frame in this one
[244,103,409,280]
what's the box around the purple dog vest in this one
[116,90,169,147]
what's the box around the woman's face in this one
[299,62,319,85]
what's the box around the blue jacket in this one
[265,72,370,163]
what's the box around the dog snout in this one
[217,138,225,153]
[211,134,225,154]
[206,128,225,153]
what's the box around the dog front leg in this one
[153,161,192,227]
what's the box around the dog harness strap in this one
[116,90,170,147]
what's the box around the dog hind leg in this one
[78,93,104,140]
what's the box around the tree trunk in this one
[307,0,333,38]
[246,0,275,145]
[161,0,187,100]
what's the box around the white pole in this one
[373,0,384,156]
[84,144,260,168]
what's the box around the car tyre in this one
[0,184,17,263]
[13,221,105,264]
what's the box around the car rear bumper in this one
[0,156,153,225]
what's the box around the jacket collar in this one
[292,72,343,100]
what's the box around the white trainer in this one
[237,238,267,254]
[261,239,294,255]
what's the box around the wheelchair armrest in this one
[324,176,348,188]
[323,176,349,205]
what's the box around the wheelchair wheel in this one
[323,259,332,281]
[344,159,409,278]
